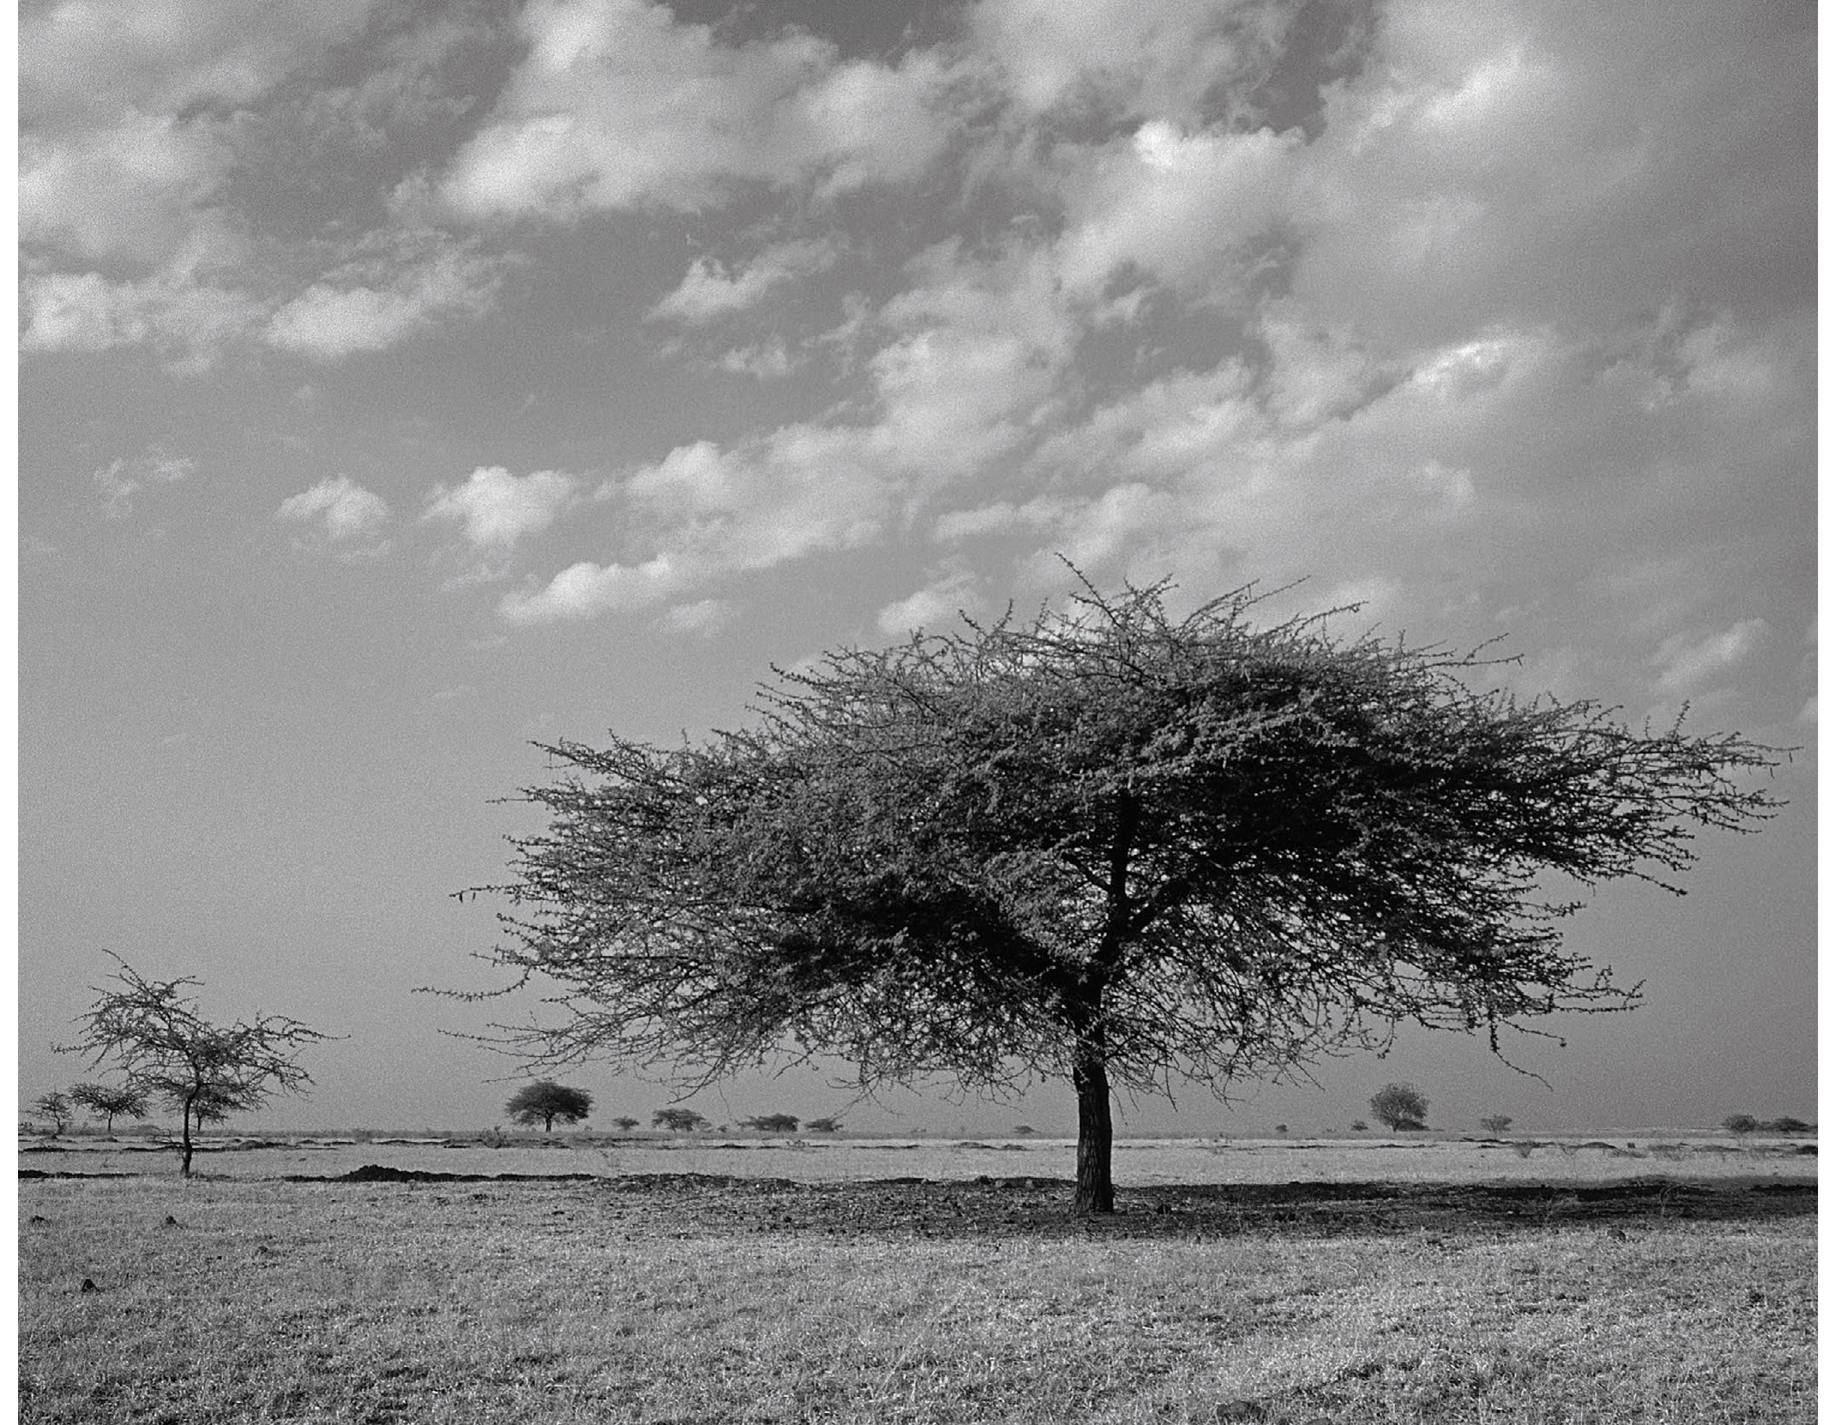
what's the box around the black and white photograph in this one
[18,1,1816,1420]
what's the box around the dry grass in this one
[18,1172,1815,1424]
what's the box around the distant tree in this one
[805,1117,842,1133]
[474,575,1783,1213]
[1274,1124,1288,1134]
[60,955,328,1176]
[1480,1114,1514,1135]
[190,1086,238,1130]
[32,1091,73,1137]
[1351,1120,1368,1132]
[505,1080,594,1132]
[1761,1116,1812,1135]
[69,1081,150,1135]
[1721,1114,1759,1134]
[739,1113,800,1133]
[611,1115,641,1132]
[1370,1083,1430,1132]
[652,1107,708,1132]
[1014,1124,1037,1135]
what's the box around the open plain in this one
[18,1135,1816,1424]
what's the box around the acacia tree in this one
[475,578,1781,1213]
[62,956,329,1176]
[69,1081,150,1135]
[740,1113,800,1133]
[1370,1082,1430,1131]
[651,1107,708,1132]
[505,1080,594,1132]
[32,1091,73,1137]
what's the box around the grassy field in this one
[18,1158,1816,1424]
[18,1129,1820,1186]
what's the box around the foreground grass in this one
[19,1173,1814,1424]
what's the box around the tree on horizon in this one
[62,955,327,1176]
[505,1080,593,1132]
[470,573,1783,1213]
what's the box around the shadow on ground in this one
[21,1165,1812,1239]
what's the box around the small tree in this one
[739,1113,799,1133]
[1480,1114,1514,1135]
[1721,1113,1759,1134]
[805,1116,842,1133]
[61,956,328,1176]
[69,1081,150,1135]
[32,1091,73,1137]
[505,1080,594,1132]
[1351,1120,1368,1131]
[612,1115,641,1131]
[1370,1083,1429,1132]
[652,1107,708,1132]
[475,575,1782,1213]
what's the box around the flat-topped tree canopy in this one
[476,574,1784,1213]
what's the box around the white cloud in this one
[970,0,1284,124]
[265,241,505,361]
[93,449,198,519]
[659,599,735,637]
[423,467,578,550]
[1057,121,1302,296]
[649,239,841,325]
[20,268,265,368]
[876,571,982,637]
[1652,620,1769,696]
[20,1,373,263]
[500,556,686,624]
[438,0,958,219]
[277,475,393,547]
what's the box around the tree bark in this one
[179,1100,195,1178]
[1072,1039,1115,1214]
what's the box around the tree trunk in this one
[1072,1041,1115,1215]
[179,1102,195,1178]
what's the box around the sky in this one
[17,0,1816,1138]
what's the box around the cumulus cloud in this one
[265,238,506,361]
[20,268,266,369]
[649,239,841,325]
[19,0,515,369]
[423,466,578,551]
[438,0,959,219]
[1652,620,1770,697]
[876,570,982,637]
[1056,121,1302,296]
[970,0,1288,124]
[501,555,687,624]
[659,599,736,637]
[93,449,199,519]
[277,475,393,548]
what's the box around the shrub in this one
[805,1117,842,1133]
[1480,1114,1513,1135]
[740,1113,799,1134]
[1722,1114,1759,1135]
[1761,1116,1812,1135]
